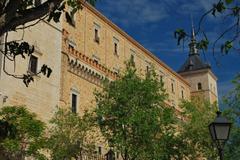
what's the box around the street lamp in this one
[209,111,232,160]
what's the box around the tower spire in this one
[191,15,196,40]
[189,16,199,56]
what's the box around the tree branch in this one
[0,0,62,36]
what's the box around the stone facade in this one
[179,69,218,104]
[59,2,192,114]
[0,2,217,122]
[0,1,218,159]
[0,20,62,122]
[178,24,218,104]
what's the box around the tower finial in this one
[189,15,199,56]
[191,14,196,40]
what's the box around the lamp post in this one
[209,111,232,160]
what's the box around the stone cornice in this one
[179,68,218,81]
[80,1,190,87]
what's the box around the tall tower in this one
[178,24,218,104]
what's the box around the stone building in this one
[0,1,218,158]
[0,0,217,147]
[60,2,193,115]
[178,26,218,104]
[0,20,62,122]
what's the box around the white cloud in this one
[97,0,169,26]
[97,0,221,27]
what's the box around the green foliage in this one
[174,29,187,45]
[47,108,96,160]
[225,0,233,5]
[212,2,226,16]
[178,98,218,159]
[175,0,240,55]
[223,74,240,160]
[196,39,209,51]
[94,61,178,160]
[0,106,46,160]
[221,41,233,54]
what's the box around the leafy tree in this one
[175,0,240,56]
[94,61,178,160]
[178,98,218,159]
[223,74,240,160]
[47,108,96,160]
[0,0,97,86]
[0,106,46,160]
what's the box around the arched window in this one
[197,83,202,90]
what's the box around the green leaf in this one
[174,29,186,45]
[197,39,209,51]
[221,41,233,54]
[53,11,62,23]
[225,0,233,5]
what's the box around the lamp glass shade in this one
[214,124,231,140]
[209,123,216,140]
[209,122,231,141]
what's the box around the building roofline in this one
[179,68,218,81]
[82,1,190,87]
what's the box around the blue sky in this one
[96,0,240,106]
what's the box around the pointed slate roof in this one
[178,24,211,73]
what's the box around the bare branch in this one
[0,0,62,36]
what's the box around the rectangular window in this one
[146,65,150,74]
[71,93,77,113]
[130,54,135,64]
[113,37,119,55]
[171,79,175,93]
[171,83,174,93]
[94,29,100,43]
[114,42,118,54]
[29,55,38,74]
[181,90,184,99]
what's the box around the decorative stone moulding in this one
[62,29,118,81]
[68,55,114,84]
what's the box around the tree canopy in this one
[94,61,180,160]
[223,74,240,160]
[0,106,46,160]
[47,108,96,160]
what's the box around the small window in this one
[71,93,77,113]
[146,65,150,76]
[181,90,184,99]
[160,75,163,83]
[171,83,174,93]
[113,37,119,55]
[29,55,38,74]
[130,54,134,63]
[197,83,202,90]
[94,29,100,43]
[114,42,118,54]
